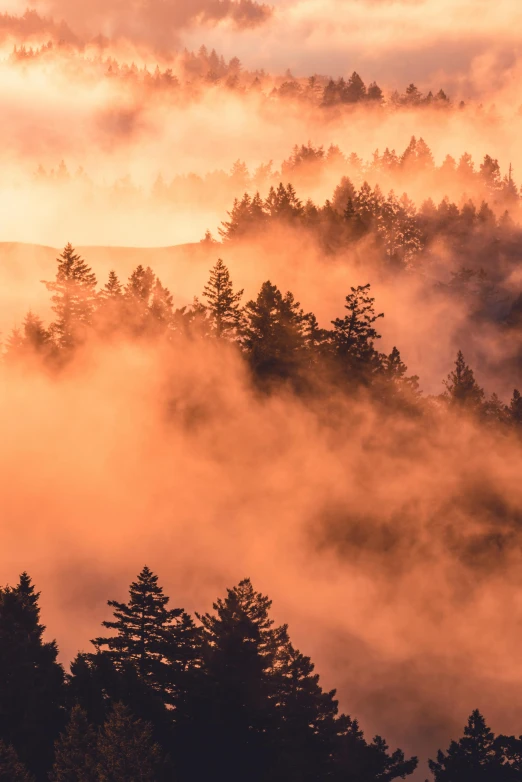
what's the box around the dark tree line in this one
[2,246,522,424]
[1,569,521,781]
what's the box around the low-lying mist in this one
[2,329,522,771]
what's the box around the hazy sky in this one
[10,0,519,91]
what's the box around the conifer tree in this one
[367,81,384,102]
[510,389,522,425]
[330,284,384,382]
[50,706,98,782]
[443,351,485,411]
[149,278,174,332]
[332,176,355,214]
[123,266,156,333]
[96,271,124,335]
[91,567,198,700]
[344,71,366,102]
[196,579,289,782]
[0,740,33,782]
[241,281,308,379]
[332,717,418,781]
[22,311,50,353]
[100,270,123,301]
[0,573,65,780]
[274,642,340,780]
[378,346,420,404]
[219,194,257,240]
[96,703,163,782]
[428,710,512,781]
[43,244,97,349]
[202,258,243,338]
[3,327,24,362]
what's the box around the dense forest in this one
[2,242,521,426]
[2,2,522,780]
[1,567,521,782]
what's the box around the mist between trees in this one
[1,567,522,782]
[2,240,522,780]
[2,242,521,419]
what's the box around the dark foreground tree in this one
[428,709,519,781]
[96,703,163,782]
[0,741,33,782]
[0,573,64,780]
[196,578,287,782]
[50,706,98,782]
[332,716,418,781]
[91,567,199,703]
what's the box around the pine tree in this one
[480,155,502,191]
[428,710,512,781]
[219,194,259,240]
[3,327,24,363]
[43,244,97,349]
[50,706,98,782]
[196,579,288,782]
[123,265,156,333]
[274,642,340,781]
[96,271,124,335]
[330,284,384,383]
[0,573,65,780]
[148,278,174,333]
[443,351,485,411]
[241,281,308,380]
[202,259,244,338]
[510,389,522,425]
[332,717,418,781]
[0,741,33,782]
[416,137,435,168]
[91,567,197,700]
[100,270,123,300]
[22,311,50,353]
[96,703,162,782]
[378,346,420,405]
[367,81,383,102]
[332,176,355,215]
[343,71,366,103]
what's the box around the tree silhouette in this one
[443,351,485,411]
[0,573,65,780]
[332,717,418,781]
[196,578,288,782]
[96,703,163,782]
[428,709,513,781]
[0,741,33,782]
[242,280,308,380]
[43,244,97,349]
[50,706,98,782]
[202,258,244,338]
[92,567,198,703]
[331,284,384,382]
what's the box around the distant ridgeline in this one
[3,12,459,110]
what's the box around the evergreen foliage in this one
[428,710,522,781]
[202,258,244,337]
[0,741,33,782]
[43,244,97,349]
[443,351,485,410]
[0,573,65,780]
